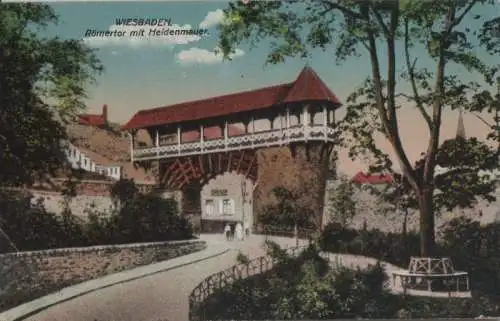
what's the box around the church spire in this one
[456,109,466,139]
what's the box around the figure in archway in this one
[235,221,244,241]
[224,222,231,241]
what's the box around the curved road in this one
[22,234,307,321]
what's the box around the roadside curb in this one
[0,244,230,321]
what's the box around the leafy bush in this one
[200,240,499,320]
[259,187,316,230]
[110,192,192,243]
[0,190,65,252]
[395,295,500,318]
[197,217,500,320]
[320,218,500,301]
[328,175,357,226]
[319,222,420,266]
[0,179,193,253]
[440,217,500,297]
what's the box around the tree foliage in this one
[259,186,316,229]
[203,241,396,320]
[109,178,139,211]
[0,4,103,187]
[218,0,500,256]
[202,236,500,319]
[433,137,497,211]
[0,180,192,253]
[373,136,497,214]
[328,175,357,226]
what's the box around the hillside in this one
[65,124,154,183]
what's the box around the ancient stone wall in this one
[0,240,205,312]
[254,143,332,229]
[3,180,182,218]
[323,179,500,235]
[32,193,114,218]
[49,179,156,196]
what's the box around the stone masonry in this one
[0,240,206,312]
[254,143,332,229]
[323,179,500,235]
[4,180,183,219]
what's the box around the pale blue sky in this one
[43,1,499,173]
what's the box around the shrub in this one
[259,187,316,230]
[394,295,500,318]
[202,242,399,320]
[200,241,499,320]
[440,217,500,296]
[319,222,420,266]
[198,217,500,320]
[0,190,69,252]
[0,179,193,253]
[110,192,192,243]
[320,218,500,304]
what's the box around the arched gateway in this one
[121,66,342,233]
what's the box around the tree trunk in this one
[402,207,409,259]
[402,208,408,238]
[417,188,436,257]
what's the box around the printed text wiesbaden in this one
[115,18,172,26]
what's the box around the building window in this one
[222,199,233,215]
[205,199,215,216]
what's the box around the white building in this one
[200,172,254,233]
[64,142,122,180]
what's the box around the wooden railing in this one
[188,225,318,321]
[133,124,338,161]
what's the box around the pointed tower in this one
[283,66,341,104]
[456,110,466,139]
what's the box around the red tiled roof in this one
[284,66,339,103]
[121,66,342,131]
[352,172,394,185]
[78,114,106,126]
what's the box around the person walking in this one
[235,221,243,241]
[244,221,250,237]
[224,223,231,241]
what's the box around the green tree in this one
[259,186,316,230]
[371,136,496,239]
[60,169,84,214]
[107,179,192,243]
[218,0,499,256]
[111,192,191,243]
[328,175,357,226]
[0,4,103,187]
[433,137,497,211]
[109,178,139,211]
[470,78,500,154]
[371,173,418,238]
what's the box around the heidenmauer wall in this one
[5,180,182,218]
[322,179,500,234]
